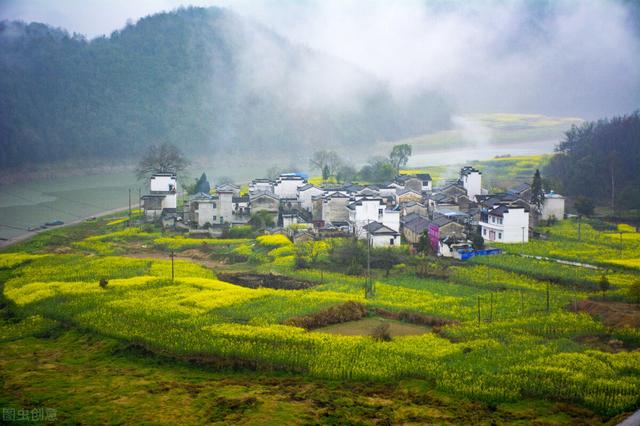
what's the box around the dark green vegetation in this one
[0,7,450,168]
[546,111,640,213]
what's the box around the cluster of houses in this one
[141,166,565,257]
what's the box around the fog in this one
[2,0,639,118]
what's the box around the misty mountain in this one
[0,7,451,168]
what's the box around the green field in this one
[1,215,639,424]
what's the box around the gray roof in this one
[404,216,431,234]
[363,221,399,235]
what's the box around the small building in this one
[249,178,274,194]
[363,221,401,247]
[249,192,280,224]
[396,188,423,204]
[426,216,465,252]
[403,215,430,245]
[480,204,529,243]
[141,173,177,218]
[298,184,324,211]
[347,198,400,239]
[460,166,482,201]
[274,174,307,199]
[541,192,565,221]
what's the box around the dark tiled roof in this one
[363,221,399,235]
[404,216,430,234]
[415,173,432,181]
[430,216,453,227]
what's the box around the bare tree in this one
[135,142,190,180]
[309,150,342,178]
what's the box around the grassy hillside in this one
[1,213,639,423]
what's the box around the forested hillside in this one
[545,111,640,210]
[0,7,451,168]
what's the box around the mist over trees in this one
[0,7,451,169]
[545,111,640,211]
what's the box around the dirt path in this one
[574,299,640,328]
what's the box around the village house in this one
[297,184,324,212]
[249,192,280,223]
[274,173,307,199]
[216,183,241,197]
[396,188,423,204]
[312,191,351,224]
[347,197,400,240]
[459,166,483,200]
[141,173,177,218]
[400,201,429,218]
[363,221,401,247]
[184,189,235,227]
[249,178,274,194]
[402,215,430,245]
[480,203,530,243]
[541,191,565,220]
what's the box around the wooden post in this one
[128,188,131,227]
[489,292,493,322]
[546,282,550,314]
[171,250,175,282]
[477,296,481,324]
[520,290,523,316]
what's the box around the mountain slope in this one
[0,7,451,168]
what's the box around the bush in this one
[283,301,368,329]
[99,278,108,289]
[372,323,392,342]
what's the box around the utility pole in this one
[489,292,493,322]
[546,282,550,314]
[619,232,623,257]
[477,296,481,324]
[521,226,525,243]
[128,188,132,227]
[170,250,175,282]
[519,290,523,316]
[577,215,581,241]
[366,218,372,298]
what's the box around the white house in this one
[347,198,400,239]
[274,174,307,199]
[541,191,565,220]
[460,166,482,201]
[249,179,273,194]
[480,204,529,243]
[297,184,324,211]
[363,221,400,247]
[142,173,177,217]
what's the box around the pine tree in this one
[531,169,545,213]
[194,172,210,194]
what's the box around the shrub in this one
[372,323,392,342]
[99,278,108,289]
[283,301,368,329]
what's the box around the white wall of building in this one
[274,177,306,199]
[542,194,565,220]
[150,175,177,192]
[461,171,482,201]
[480,207,529,243]
[299,186,324,211]
[349,199,400,237]
[370,234,400,247]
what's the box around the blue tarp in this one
[459,248,502,260]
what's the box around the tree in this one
[530,169,545,213]
[336,163,357,183]
[249,211,275,230]
[471,232,485,250]
[371,247,403,277]
[599,275,610,299]
[574,196,595,217]
[389,144,412,174]
[194,172,210,194]
[135,142,189,180]
[310,150,342,178]
[322,165,330,182]
[417,231,431,254]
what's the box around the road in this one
[0,204,138,249]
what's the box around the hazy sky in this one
[2,0,639,117]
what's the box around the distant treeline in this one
[545,111,640,211]
[0,7,451,168]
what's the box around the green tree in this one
[336,163,357,183]
[389,144,412,174]
[194,172,210,194]
[530,169,545,213]
[322,165,330,182]
[574,196,595,217]
[599,275,610,299]
[135,142,190,180]
[249,211,275,230]
[371,247,403,277]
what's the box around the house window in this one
[498,232,502,239]
[390,238,395,245]
[498,218,503,225]
[491,216,495,223]
[483,228,487,236]
[378,208,383,219]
